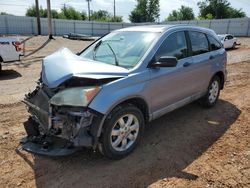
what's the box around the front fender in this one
[88,70,151,140]
[88,70,151,116]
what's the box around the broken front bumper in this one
[21,86,104,156]
[21,136,80,156]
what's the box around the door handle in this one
[209,55,215,60]
[183,62,192,67]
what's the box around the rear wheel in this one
[98,104,145,159]
[199,76,221,108]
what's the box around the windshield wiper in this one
[93,40,102,60]
[105,43,119,66]
[93,40,119,66]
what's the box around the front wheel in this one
[98,104,145,159]
[199,76,221,108]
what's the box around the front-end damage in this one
[21,48,127,156]
[22,82,105,156]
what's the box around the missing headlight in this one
[50,106,94,141]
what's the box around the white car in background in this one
[218,34,237,49]
[0,36,22,72]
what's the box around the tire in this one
[199,76,221,108]
[0,63,2,73]
[98,104,145,159]
[232,42,236,49]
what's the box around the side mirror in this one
[150,56,178,68]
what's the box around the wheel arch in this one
[116,97,150,123]
[96,96,150,138]
[213,71,225,89]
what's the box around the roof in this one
[117,25,173,32]
[116,24,214,34]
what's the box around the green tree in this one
[166,5,195,21]
[81,11,87,20]
[0,12,9,15]
[110,16,123,22]
[51,10,60,19]
[198,0,246,19]
[129,0,160,23]
[227,7,246,18]
[91,10,110,21]
[26,6,39,17]
[59,6,84,20]
[25,6,121,22]
[166,10,180,21]
[91,10,123,22]
[206,13,214,19]
[26,5,86,20]
[129,0,148,22]
[148,0,160,22]
[26,6,49,18]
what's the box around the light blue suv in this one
[22,25,227,159]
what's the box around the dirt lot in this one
[0,37,249,188]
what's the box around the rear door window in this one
[189,31,209,56]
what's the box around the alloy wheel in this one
[110,114,139,152]
[208,80,219,104]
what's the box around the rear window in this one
[189,31,209,56]
[227,35,234,40]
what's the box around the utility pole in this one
[114,0,116,20]
[86,0,91,21]
[46,0,53,39]
[35,0,41,35]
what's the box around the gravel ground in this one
[0,36,249,188]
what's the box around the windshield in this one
[80,31,159,69]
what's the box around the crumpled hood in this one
[42,48,129,88]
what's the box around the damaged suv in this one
[22,25,227,159]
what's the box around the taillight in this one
[12,41,22,52]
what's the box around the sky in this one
[0,0,249,22]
